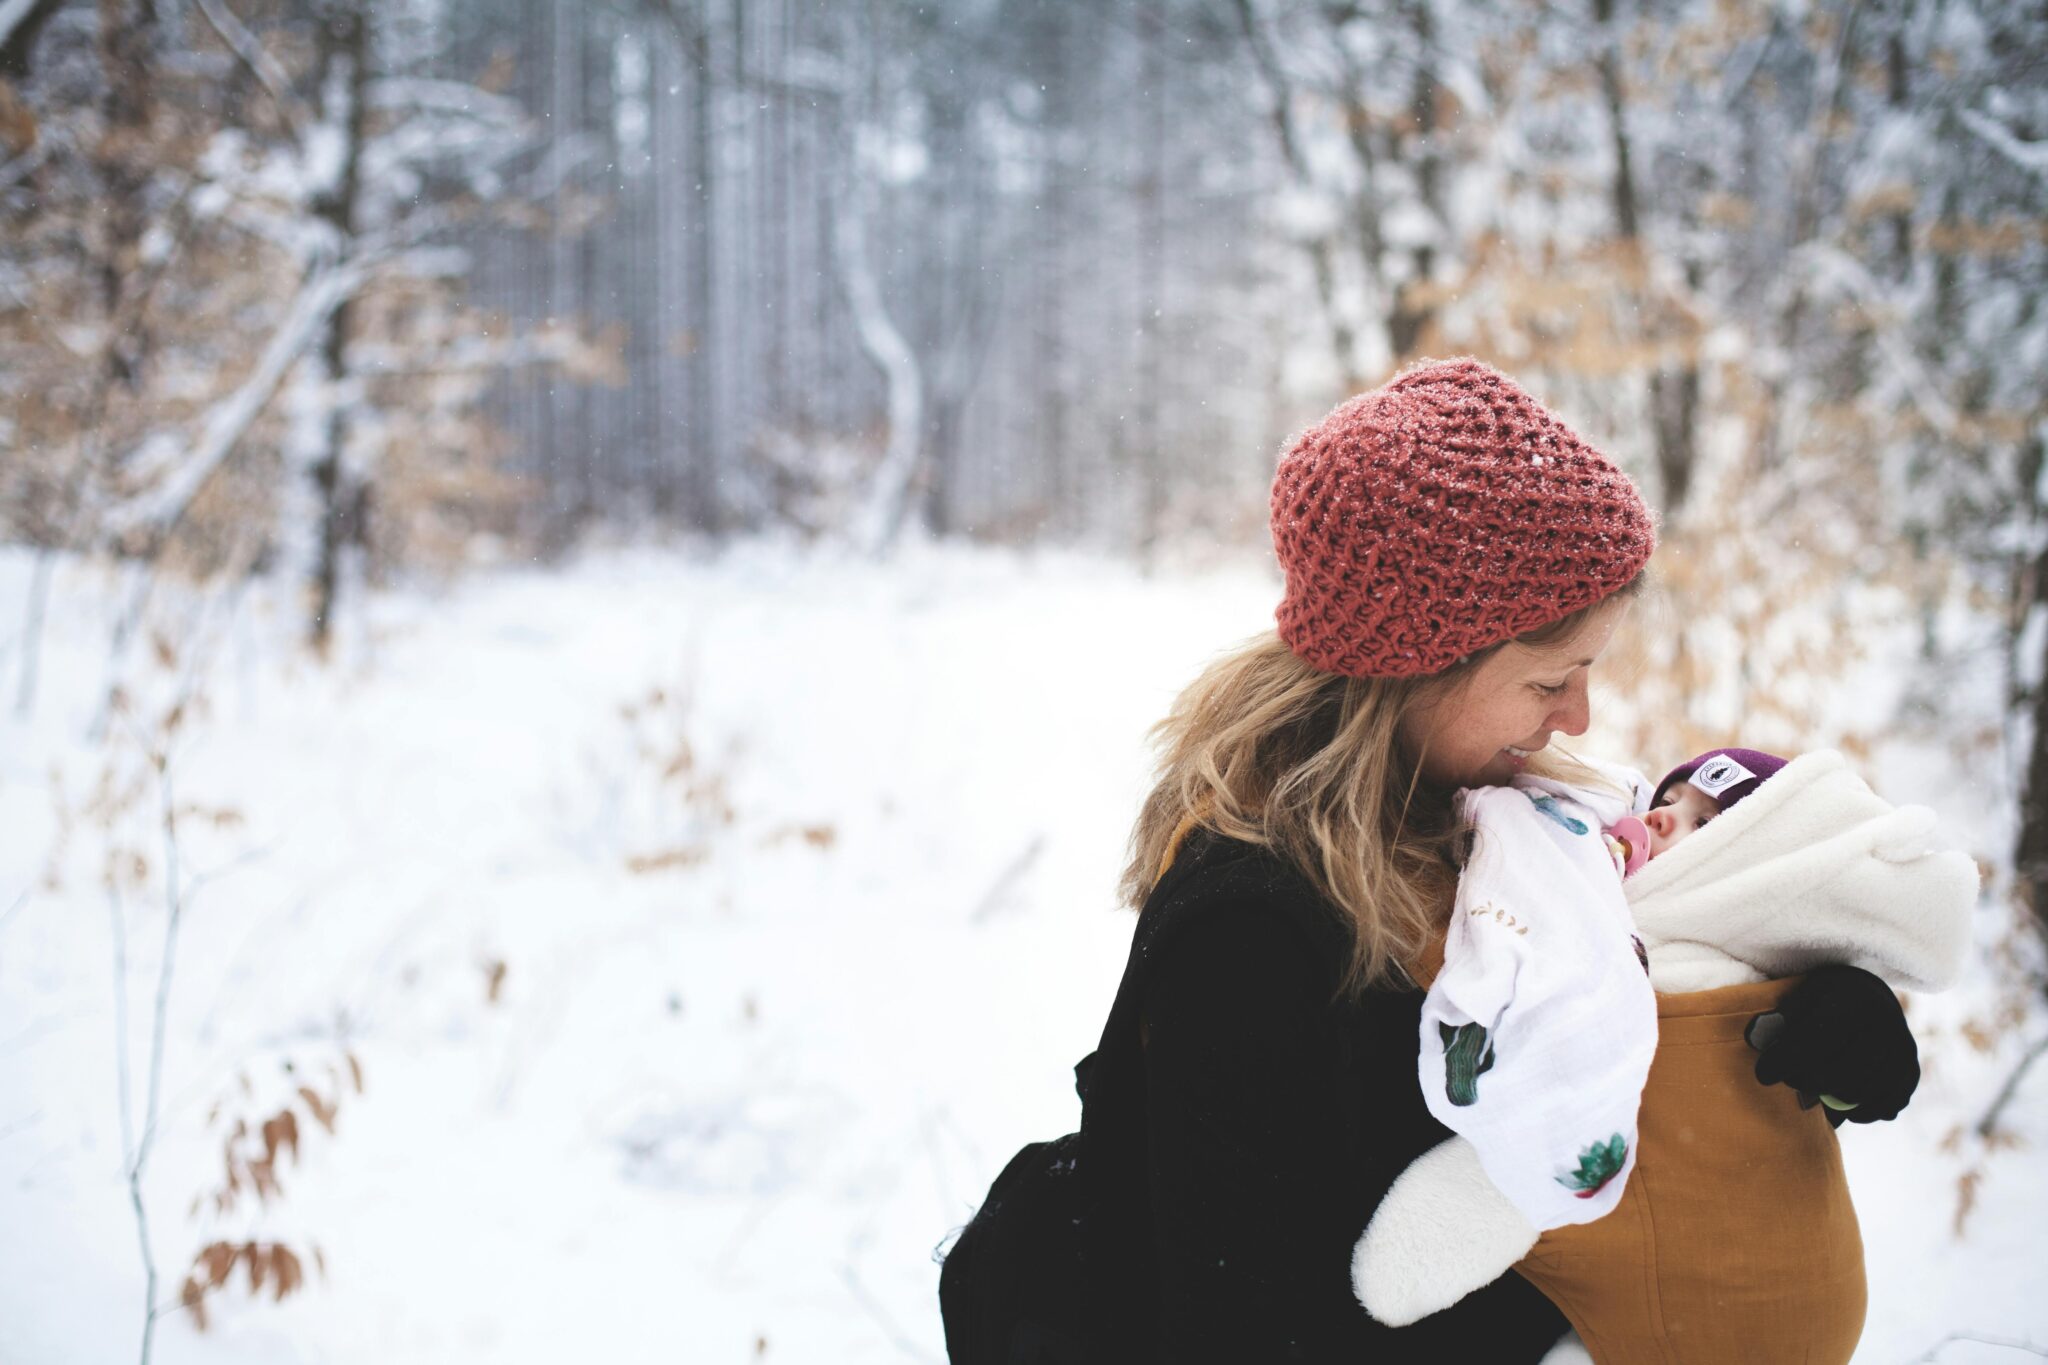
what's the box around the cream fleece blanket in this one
[1353,750,1978,1328]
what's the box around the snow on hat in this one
[1268,356,1657,679]
[1654,747,1790,813]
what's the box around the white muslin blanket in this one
[1417,766,1658,1232]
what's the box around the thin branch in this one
[1977,1031,2048,1139]
[102,255,369,541]
[839,1260,944,1364]
[1902,1330,2048,1362]
[1960,108,2048,179]
[107,877,162,1365]
[190,0,304,148]
[0,880,30,937]
[968,835,1046,923]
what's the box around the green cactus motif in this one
[1556,1133,1629,1198]
[1439,1020,1496,1107]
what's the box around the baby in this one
[1354,746,1976,1343]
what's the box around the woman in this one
[941,357,1920,1363]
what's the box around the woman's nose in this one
[1551,678,1591,736]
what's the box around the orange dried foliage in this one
[1953,1166,1981,1238]
[197,1050,358,1217]
[620,679,741,873]
[181,1052,357,1329]
[298,1085,337,1134]
[178,1241,318,1331]
[626,846,712,875]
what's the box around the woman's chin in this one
[1448,752,1524,787]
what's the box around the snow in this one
[2,538,2044,1362]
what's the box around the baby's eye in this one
[1694,815,1711,830]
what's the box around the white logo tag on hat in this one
[1689,755,1757,798]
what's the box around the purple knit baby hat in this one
[1654,748,1789,813]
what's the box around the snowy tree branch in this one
[1960,109,2048,179]
[831,154,923,558]
[104,257,370,540]
[191,0,304,148]
[364,76,526,125]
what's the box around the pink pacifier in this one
[1609,814,1651,876]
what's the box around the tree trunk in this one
[833,154,923,557]
[1386,0,1442,364]
[1595,0,1699,513]
[687,0,721,532]
[305,0,368,655]
[2017,577,2048,957]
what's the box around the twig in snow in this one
[1977,1031,2048,1140]
[969,835,1046,923]
[103,699,205,1363]
[0,880,30,937]
[1902,1330,2048,1362]
[839,1260,944,1364]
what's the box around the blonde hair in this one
[1117,582,1643,1000]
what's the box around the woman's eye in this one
[1532,681,1567,697]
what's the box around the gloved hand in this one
[1743,964,1919,1125]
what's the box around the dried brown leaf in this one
[625,846,710,875]
[262,1108,300,1166]
[249,1154,280,1203]
[198,1240,237,1289]
[181,1275,209,1333]
[1953,1166,1982,1239]
[298,1085,337,1134]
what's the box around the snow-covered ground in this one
[1,538,2042,1363]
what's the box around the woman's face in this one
[1399,597,1632,789]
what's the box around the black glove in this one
[1743,964,1919,1126]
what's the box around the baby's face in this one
[1643,783,1720,859]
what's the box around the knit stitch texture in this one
[1269,357,1657,678]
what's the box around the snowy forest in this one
[3,0,2047,1360]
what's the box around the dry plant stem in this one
[91,558,165,744]
[106,883,156,1363]
[1904,1331,2048,1363]
[14,548,51,716]
[1976,1031,2048,1140]
[108,741,190,1364]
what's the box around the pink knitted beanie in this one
[1270,356,1656,678]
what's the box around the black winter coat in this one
[1073,824,1571,1363]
